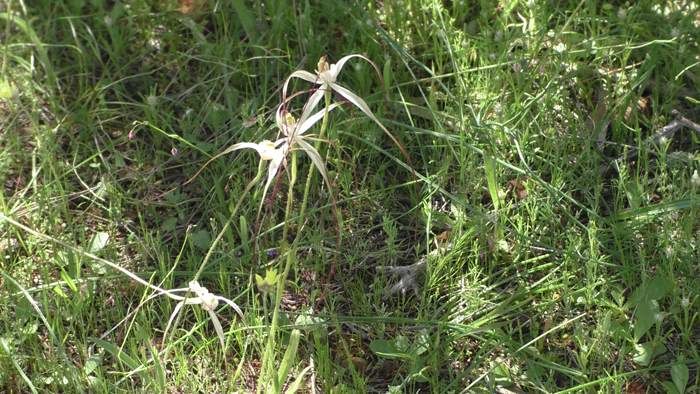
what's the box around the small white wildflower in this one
[148,37,162,51]
[691,170,700,187]
[681,297,690,308]
[553,42,567,53]
[146,95,158,107]
[654,312,664,323]
[617,8,626,20]
[104,15,113,27]
[658,136,668,145]
[664,245,673,258]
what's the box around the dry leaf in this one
[624,380,646,394]
[637,96,650,113]
[178,0,205,14]
[507,178,528,201]
[588,89,610,150]
[624,95,651,122]
[435,230,451,245]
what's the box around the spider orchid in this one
[282,55,407,158]
[188,97,341,211]
[274,100,341,192]
[100,279,244,350]
[161,280,244,349]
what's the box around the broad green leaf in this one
[630,274,672,308]
[59,269,78,293]
[0,79,14,99]
[671,362,689,394]
[632,341,666,366]
[294,313,325,331]
[414,331,430,356]
[191,229,211,250]
[634,300,659,341]
[88,232,109,253]
[52,285,68,298]
[369,338,412,360]
[647,274,673,301]
[239,215,249,247]
[84,356,101,375]
[91,338,141,371]
[662,381,680,394]
[160,217,177,232]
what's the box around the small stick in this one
[608,110,700,172]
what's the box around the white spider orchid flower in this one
[282,55,407,157]
[102,278,244,351]
[274,101,341,191]
[162,280,244,349]
[189,99,341,209]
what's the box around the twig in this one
[609,110,700,172]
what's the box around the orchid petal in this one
[297,102,342,136]
[296,138,331,191]
[328,54,382,83]
[207,309,226,349]
[187,141,277,184]
[329,82,408,159]
[259,144,287,212]
[330,54,381,81]
[163,301,185,342]
[216,295,245,319]
[275,104,286,130]
[283,70,320,101]
[295,88,326,128]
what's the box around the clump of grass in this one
[1,1,699,392]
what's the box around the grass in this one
[1,0,699,392]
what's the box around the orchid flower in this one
[274,100,341,191]
[100,278,244,350]
[283,55,408,158]
[189,101,341,212]
[161,280,244,349]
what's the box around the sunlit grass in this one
[1,0,698,392]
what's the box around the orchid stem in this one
[165,160,264,357]
[299,89,342,270]
[260,152,298,393]
[194,159,265,282]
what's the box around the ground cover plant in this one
[1,0,699,392]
